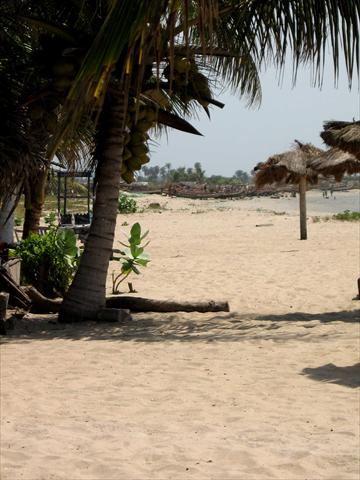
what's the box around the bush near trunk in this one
[11,227,80,297]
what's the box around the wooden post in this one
[299,176,307,240]
[0,292,9,335]
[57,172,61,216]
[64,176,68,215]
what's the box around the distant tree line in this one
[137,162,251,185]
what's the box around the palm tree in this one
[59,0,359,321]
[0,1,96,238]
[3,1,359,319]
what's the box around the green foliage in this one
[44,211,57,225]
[11,227,80,296]
[138,162,252,185]
[112,223,150,294]
[14,216,22,227]
[118,194,137,213]
[332,210,360,221]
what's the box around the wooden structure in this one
[254,141,322,240]
[321,120,360,159]
[309,148,360,181]
[57,170,93,223]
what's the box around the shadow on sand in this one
[302,363,360,388]
[1,309,358,345]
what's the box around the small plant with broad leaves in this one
[112,223,150,294]
[118,193,137,214]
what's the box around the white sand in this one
[1,192,359,480]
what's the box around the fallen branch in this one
[23,286,62,313]
[106,296,230,313]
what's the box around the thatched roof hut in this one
[309,148,360,181]
[320,120,360,159]
[254,141,322,189]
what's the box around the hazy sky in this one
[151,60,359,176]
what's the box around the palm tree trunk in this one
[0,190,18,245]
[59,90,127,321]
[22,166,49,238]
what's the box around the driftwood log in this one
[11,286,230,315]
[106,296,230,313]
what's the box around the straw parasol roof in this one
[309,147,360,182]
[320,120,360,159]
[254,141,322,188]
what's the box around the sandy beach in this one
[1,190,359,480]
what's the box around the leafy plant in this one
[332,210,360,221]
[118,194,137,214]
[112,222,150,294]
[44,211,58,226]
[11,226,80,296]
[14,216,22,227]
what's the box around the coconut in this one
[123,148,132,161]
[122,170,135,184]
[135,119,154,133]
[141,154,150,165]
[129,131,147,146]
[127,157,144,171]
[174,58,191,74]
[128,153,150,170]
[130,143,149,157]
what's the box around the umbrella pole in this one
[299,176,307,240]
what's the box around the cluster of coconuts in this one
[28,57,77,134]
[164,57,211,110]
[121,101,157,183]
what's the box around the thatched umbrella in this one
[309,147,360,181]
[321,121,360,159]
[254,141,322,240]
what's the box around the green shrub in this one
[332,210,360,221]
[14,216,22,227]
[118,194,137,213]
[44,211,58,225]
[11,227,80,296]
